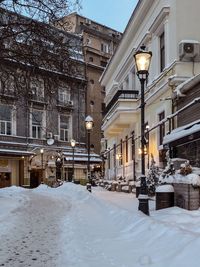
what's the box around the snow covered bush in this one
[146,154,159,195]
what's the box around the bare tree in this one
[0,0,86,140]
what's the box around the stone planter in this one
[173,183,200,210]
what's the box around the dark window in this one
[125,136,128,163]
[90,79,94,84]
[101,103,105,114]
[89,57,93,62]
[113,144,116,169]
[120,139,123,165]
[100,61,107,67]
[131,131,135,158]
[160,32,165,72]
[108,149,110,169]
[159,111,165,145]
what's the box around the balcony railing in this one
[56,100,74,110]
[104,90,139,115]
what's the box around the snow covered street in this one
[1,183,200,267]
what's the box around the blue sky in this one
[79,0,138,32]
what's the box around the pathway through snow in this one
[0,189,71,267]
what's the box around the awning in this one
[0,149,35,156]
[65,156,102,163]
[163,119,200,145]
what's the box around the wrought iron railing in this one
[104,90,139,115]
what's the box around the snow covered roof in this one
[175,73,200,97]
[163,119,200,145]
[65,156,102,162]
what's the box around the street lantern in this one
[134,45,152,215]
[85,115,94,184]
[70,139,76,182]
[85,115,94,130]
[40,148,44,183]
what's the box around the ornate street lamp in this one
[134,45,152,215]
[85,115,94,184]
[40,148,44,183]
[70,139,76,182]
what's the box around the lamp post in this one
[70,139,76,182]
[134,45,152,215]
[85,115,93,184]
[40,148,44,183]
[56,154,62,180]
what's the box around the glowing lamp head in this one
[85,115,94,130]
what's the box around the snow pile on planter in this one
[159,159,200,186]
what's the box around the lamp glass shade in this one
[134,50,152,74]
[71,139,76,148]
[40,148,44,154]
[85,115,93,130]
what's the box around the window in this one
[30,78,44,100]
[125,136,128,163]
[120,139,123,165]
[131,131,135,161]
[89,57,93,62]
[58,88,71,104]
[60,115,70,141]
[159,111,165,145]
[90,79,94,84]
[32,110,43,139]
[101,42,109,53]
[0,105,12,135]
[160,32,165,72]
[100,61,107,67]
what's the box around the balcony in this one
[104,90,139,115]
[56,100,74,110]
[102,90,139,136]
[29,94,46,105]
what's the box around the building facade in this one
[163,74,200,167]
[0,10,92,188]
[100,0,200,180]
[55,13,122,155]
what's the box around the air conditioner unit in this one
[47,132,53,139]
[54,135,59,141]
[179,40,200,61]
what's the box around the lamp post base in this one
[138,175,149,215]
[138,194,149,215]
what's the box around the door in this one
[0,172,11,188]
[30,170,42,188]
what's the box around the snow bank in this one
[160,173,200,186]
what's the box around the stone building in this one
[0,9,93,188]
[55,13,122,155]
[100,0,200,180]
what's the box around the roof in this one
[0,149,35,156]
[175,73,200,97]
[163,119,200,145]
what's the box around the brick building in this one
[55,13,122,154]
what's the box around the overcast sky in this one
[79,0,138,32]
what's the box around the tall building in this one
[55,13,122,154]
